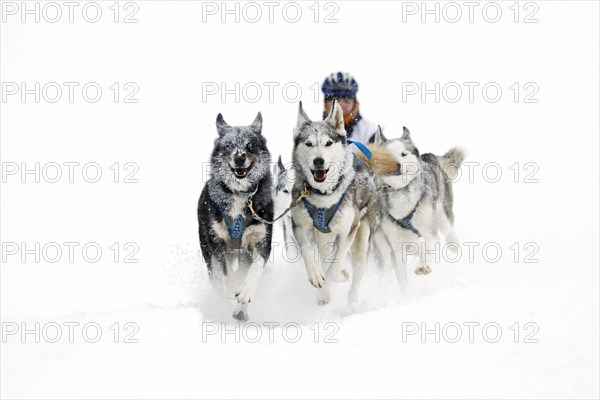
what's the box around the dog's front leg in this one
[348,223,369,309]
[386,226,408,292]
[235,226,270,306]
[233,250,264,322]
[210,222,238,298]
[222,251,238,298]
[371,228,392,271]
[392,248,408,292]
[314,228,358,306]
[282,216,295,246]
[325,227,358,283]
[415,234,436,275]
[208,250,238,299]
[235,252,265,305]
[293,225,325,288]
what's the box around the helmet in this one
[322,72,358,100]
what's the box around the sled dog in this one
[367,127,465,288]
[290,100,376,309]
[198,112,274,321]
[274,156,296,246]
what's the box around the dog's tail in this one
[422,148,466,180]
[438,147,466,180]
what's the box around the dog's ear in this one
[294,101,311,138]
[216,113,229,136]
[325,98,345,136]
[371,125,387,145]
[250,112,263,134]
[276,155,289,184]
[401,126,411,140]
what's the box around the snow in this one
[1,1,599,399]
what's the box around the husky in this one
[290,100,376,309]
[274,156,296,246]
[197,112,274,321]
[367,126,465,288]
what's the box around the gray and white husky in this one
[274,156,296,246]
[197,112,274,321]
[368,127,465,288]
[290,100,376,309]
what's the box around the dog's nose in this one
[313,157,325,169]
[234,153,246,166]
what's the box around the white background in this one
[1,0,599,398]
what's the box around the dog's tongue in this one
[235,168,247,177]
[313,170,326,182]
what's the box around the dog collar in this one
[219,181,258,198]
[304,176,344,196]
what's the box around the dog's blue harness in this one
[387,205,420,237]
[219,206,255,249]
[302,140,371,234]
[301,187,351,234]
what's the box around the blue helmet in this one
[322,72,358,100]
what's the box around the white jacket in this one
[349,117,378,144]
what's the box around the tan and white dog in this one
[366,127,465,289]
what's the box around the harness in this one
[384,164,433,237]
[241,140,372,232]
[301,139,371,233]
[385,191,423,236]
[219,206,255,249]
[387,204,420,236]
[217,184,259,249]
[301,187,350,234]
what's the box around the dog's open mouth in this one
[231,164,252,179]
[311,168,329,183]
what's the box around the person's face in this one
[325,97,355,117]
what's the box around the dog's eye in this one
[305,142,313,147]
[246,142,253,151]
[283,189,289,194]
[401,152,408,157]
[325,141,333,147]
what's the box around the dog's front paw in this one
[445,233,460,247]
[235,266,263,305]
[348,293,360,313]
[307,265,326,288]
[232,309,248,321]
[415,265,432,275]
[316,288,330,305]
[446,245,459,256]
[235,285,254,305]
[327,268,350,283]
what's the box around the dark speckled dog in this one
[197,112,273,321]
